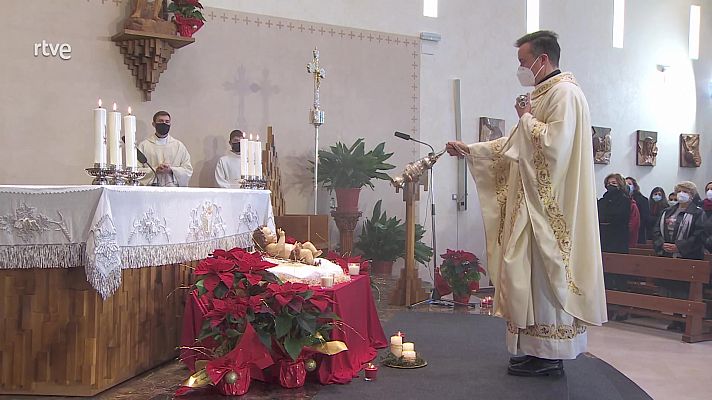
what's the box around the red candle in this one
[364,363,378,381]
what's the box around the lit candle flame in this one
[128,106,132,115]
[112,102,117,111]
[256,134,260,141]
[98,99,102,108]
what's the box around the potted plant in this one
[354,200,433,274]
[169,0,206,37]
[438,249,486,305]
[316,138,395,213]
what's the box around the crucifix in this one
[307,48,326,214]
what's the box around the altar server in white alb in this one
[446,31,606,377]
[138,111,193,187]
[215,129,245,188]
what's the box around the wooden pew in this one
[602,252,711,343]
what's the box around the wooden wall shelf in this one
[111,30,195,101]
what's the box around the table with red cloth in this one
[180,274,388,384]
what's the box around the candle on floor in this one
[402,350,416,363]
[402,342,414,352]
[348,262,360,276]
[364,363,378,381]
[390,335,403,357]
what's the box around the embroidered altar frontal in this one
[0,185,275,396]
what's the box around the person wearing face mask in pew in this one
[137,111,193,187]
[652,181,705,261]
[647,187,668,241]
[700,182,712,253]
[215,130,245,188]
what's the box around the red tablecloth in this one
[180,275,387,385]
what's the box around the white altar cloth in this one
[0,185,275,299]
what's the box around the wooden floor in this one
[0,264,192,396]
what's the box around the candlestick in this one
[364,363,378,381]
[256,135,263,179]
[348,263,360,276]
[93,99,107,165]
[123,107,137,168]
[107,102,122,167]
[402,342,415,352]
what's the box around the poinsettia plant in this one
[251,281,338,361]
[168,0,206,21]
[438,249,485,297]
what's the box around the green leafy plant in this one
[315,138,395,190]
[354,200,433,264]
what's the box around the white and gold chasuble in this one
[467,73,607,359]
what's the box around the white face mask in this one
[706,189,712,200]
[677,192,691,204]
[669,200,678,207]
[517,56,544,87]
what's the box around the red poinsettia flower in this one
[204,297,249,327]
[266,282,311,312]
[195,257,236,292]
[307,291,334,313]
[213,247,277,273]
[175,0,204,8]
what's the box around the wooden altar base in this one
[0,264,192,396]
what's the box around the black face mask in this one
[606,185,618,193]
[231,143,241,153]
[155,122,170,137]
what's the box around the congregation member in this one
[215,129,245,188]
[598,174,631,254]
[138,111,193,187]
[668,192,678,206]
[652,181,705,261]
[446,30,606,377]
[626,177,649,244]
[701,182,712,253]
[647,187,668,240]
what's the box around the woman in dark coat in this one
[598,174,631,254]
[626,177,649,244]
[700,182,712,252]
[653,181,705,260]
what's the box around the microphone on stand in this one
[394,131,439,305]
[136,149,159,187]
[394,131,435,154]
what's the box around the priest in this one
[137,111,193,187]
[446,30,606,376]
[215,129,245,188]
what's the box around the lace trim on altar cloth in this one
[0,243,86,269]
[507,321,587,340]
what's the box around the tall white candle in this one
[239,137,249,177]
[255,134,263,178]
[93,99,107,165]
[247,134,255,177]
[108,103,122,167]
[123,107,137,168]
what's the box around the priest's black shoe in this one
[509,354,532,365]
[507,357,563,377]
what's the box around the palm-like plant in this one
[316,139,395,190]
[355,200,433,264]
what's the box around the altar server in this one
[138,111,193,187]
[215,130,245,188]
